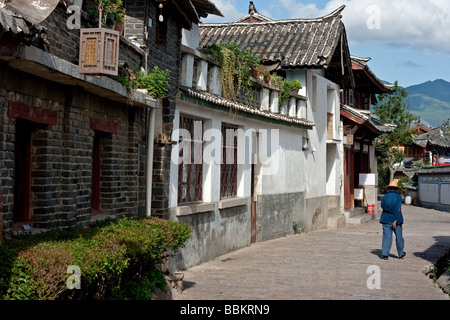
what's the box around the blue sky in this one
[203,0,450,88]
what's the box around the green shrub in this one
[0,217,191,300]
[135,66,170,99]
[279,79,303,107]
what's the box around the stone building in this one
[0,0,221,238]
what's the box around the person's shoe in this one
[399,252,406,259]
[382,256,388,260]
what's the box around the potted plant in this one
[93,0,125,29]
[251,65,263,78]
[200,43,261,101]
[135,66,171,99]
[270,73,284,89]
[279,79,303,108]
[262,68,271,84]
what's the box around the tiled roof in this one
[413,128,450,149]
[0,4,30,35]
[180,87,315,129]
[351,55,392,93]
[177,0,223,28]
[199,5,349,69]
[341,103,395,134]
[191,0,223,19]
[416,166,450,174]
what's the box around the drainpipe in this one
[146,100,157,217]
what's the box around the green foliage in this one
[374,81,418,180]
[373,81,417,148]
[201,43,261,102]
[0,217,191,300]
[279,79,303,107]
[397,176,410,196]
[109,266,166,300]
[377,163,390,194]
[135,67,170,99]
[428,249,450,288]
[269,73,284,89]
[111,64,133,89]
[93,0,125,23]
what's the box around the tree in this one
[373,81,418,182]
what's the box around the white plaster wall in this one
[301,70,342,200]
[168,101,309,207]
[181,24,200,49]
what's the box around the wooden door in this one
[91,131,102,215]
[344,148,353,210]
[14,119,33,224]
[251,163,257,243]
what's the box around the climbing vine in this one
[201,43,260,102]
[220,47,237,101]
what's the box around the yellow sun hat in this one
[387,180,399,189]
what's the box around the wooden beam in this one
[8,101,57,125]
[90,117,117,134]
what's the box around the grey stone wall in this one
[418,173,450,212]
[38,4,144,72]
[124,0,182,217]
[256,192,305,242]
[0,61,147,236]
[168,200,252,271]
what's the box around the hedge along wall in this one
[0,216,191,300]
[0,61,148,236]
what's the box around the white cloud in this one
[203,0,450,55]
[283,0,450,55]
[202,0,244,23]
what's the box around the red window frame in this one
[220,123,238,199]
[178,115,203,204]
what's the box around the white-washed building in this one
[168,4,354,270]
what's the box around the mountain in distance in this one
[406,79,450,102]
[404,79,450,128]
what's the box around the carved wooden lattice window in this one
[220,123,238,198]
[178,115,203,204]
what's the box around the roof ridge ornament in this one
[322,5,346,20]
[249,1,257,15]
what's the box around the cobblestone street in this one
[175,203,450,300]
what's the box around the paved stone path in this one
[175,203,450,300]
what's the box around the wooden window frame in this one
[220,123,238,199]
[177,115,203,204]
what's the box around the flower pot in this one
[252,69,260,78]
[264,75,271,84]
[114,20,124,35]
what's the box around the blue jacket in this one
[380,190,404,224]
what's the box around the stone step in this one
[346,213,376,225]
[344,207,365,219]
[327,214,346,229]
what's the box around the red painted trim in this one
[90,118,117,134]
[340,109,364,124]
[8,102,57,125]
